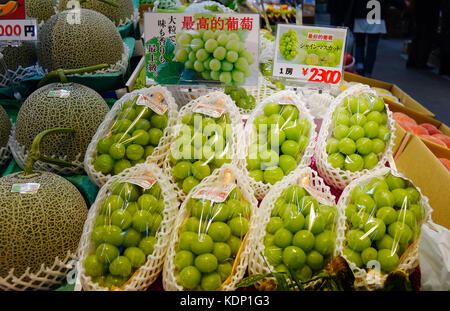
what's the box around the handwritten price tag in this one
[302,68,342,84]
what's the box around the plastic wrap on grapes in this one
[85,86,178,187]
[248,167,338,289]
[165,91,243,199]
[243,91,316,199]
[336,167,432,290]
[78,163,179,290]
[163,164,257,291]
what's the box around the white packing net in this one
[242,90,317,200]
[162,163,258,291]
[77,162,179,291]
[248,166,337,290]
[0,64,46,88]
[167,85,224,109]
[334,166,433,290]
[0,251,78,291]
[259,33,275,64]
[315,84,396,190]
[162,91,245,202]
[8,125,85,175]
[84,85,178,187]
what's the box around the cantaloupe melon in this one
[0,128,88,280]
[37,8,124,71]
[0,42,37,71]
[25,0,57,23]
[13,82,109,163]
[0,104,11,148]
[58,0,135,27]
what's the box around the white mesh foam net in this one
[162,163,258,291]
[84,85,178,187]
[247,166,337,290]
[314,84,397,190]
[334,166,433,291]
[76,162,179,291]
[184,1,235,13]
[241,90,317,200]
[0,64,46,88]
[0,251,78,291]
[162,91,245,202]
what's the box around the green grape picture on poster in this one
[273,25,347,84]
[144,13,260,86]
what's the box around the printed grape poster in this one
[144,13,259,86]
[273,24,348,85]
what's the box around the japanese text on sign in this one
[181,16,253,31]
[272,24,347,85]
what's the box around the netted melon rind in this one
[58,0,134,27]
[0,105,11,148]
[0,171,88,281]
[84,85,178,187]
[314,84,397,190]
[334,166,433,290]
[163,163,258,291]
[0,42,37,71]
[248,166,336,290]
[37,9,124,72]
[25,0,57,24]
[77,162,179,291]
[12,82,109,168]
[241,90,317,201]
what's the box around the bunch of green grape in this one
[224,86,256,110]
[263,185,337,282]
[247,102,311,185]
[279,29,299,61]
[343,174,426,273]
[298,38,343,67]
[93,95,168,176]
[83,181,164,289]
[175,29,255,85]
[169,109,233,195]
[174,187,250,290]
[326,93,391,172]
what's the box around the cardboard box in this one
[392,111,450,161]
[395,135,450,230]
[343,72,436,118]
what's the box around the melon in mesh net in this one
[58,0,135,27]
[14,82,110,163]
[37,8,124,71]
[0,42,37,71]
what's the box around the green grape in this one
[279,29,299,60]
[205,39,218,53]
[209,59,221,72]
[213,47,226,60]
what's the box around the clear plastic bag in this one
[77,163,179,291]
[243,90,316,200]
[85,86,178,187]
[335,167,432,290]
[315,84,396,190]
[248,167,337,289]
[163,91,244,200]
[163,164,257,291]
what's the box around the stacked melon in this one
[0,105,11,169]
[11,82,110,174]
[25,0,57,23]
[37,8,124,72]
[0,42,37,71]
[58,0,135,27]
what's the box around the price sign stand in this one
[272,24,348,89]
[0,0,39,97]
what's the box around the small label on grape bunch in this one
[122,177,156,190]
[273,24,348,85]
[11,183,40,194]
[47,90,70,98]
[192,102,226,119]
[192,183,236,203]
[137,94,168,115]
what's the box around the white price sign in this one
[273,24,347,85]
[0,19,38,41]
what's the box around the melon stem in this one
[37,64,109,88]
[22,128,75,178]
[79,0,119,8]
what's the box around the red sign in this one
[0,0,25,20]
